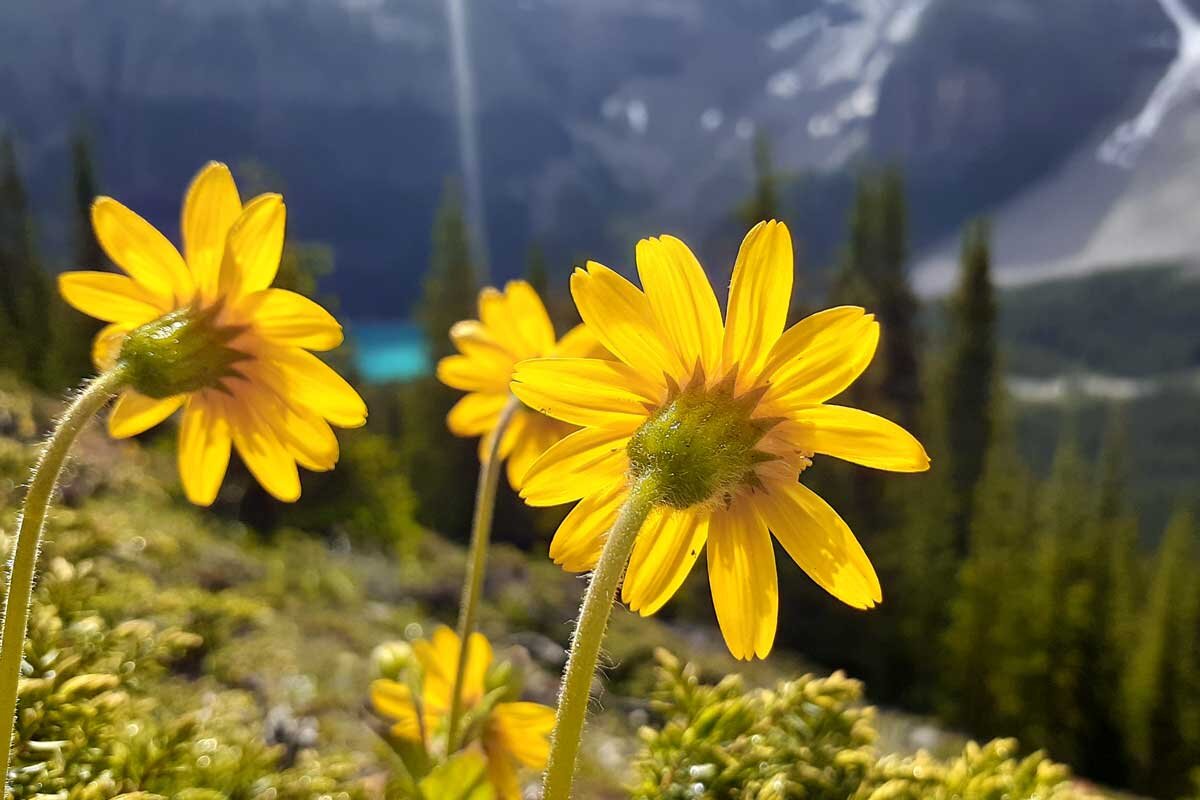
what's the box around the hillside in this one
[0,375,1131,798]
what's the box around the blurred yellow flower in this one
[371,626,554,799]
[511,221,930,660]
[437,280,598,489]
[57,161,366,505]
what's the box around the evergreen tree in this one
[941,405,1038,736]
[70,131,105,272]
[740,133,810,321]
[399,182,480,538]
[738,133,782,229]
[49,129,107,387]
[0,136,53,385]
[873,168,921,433]
[943,220,997,547]
[1034,433,1093,757]
[1077,405,1140,783]
[1122,507,1200,797]
[420,182,477,362]
[526,242,548,298]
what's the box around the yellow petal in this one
[226,381,301,502]
[570,262,679,382]
[275,402,340,473]
[92,323,133,371]
[416,627,492,714]
[479,406,524,465]
[451,319,518,363]
[484,746,522,800]
[241,288,343,351]
[107,390,184,439]
[552,323,605,359]
[505,414,564,491]
[787,405,930,472]
[763,309,879,405]
[511,357,659,428]
[722,221,793,388]
[369,679,422,741]
[503,280,556,356]
[437,353,512,394]
[636,235,723,376]
[707,505,778,660]
[248,348,368,429]
[58,271,168,324]
[177,392,232,507]
[755,480,881,609]
[91,197,193,305]
[521,425,631,507]
[447,392,507,438]
[182,162,242,301]
[622,506,708,616]
[489,701,555,768]
[549,482,628,572]
[218,193,285,297]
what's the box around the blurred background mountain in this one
[3,0,1197,308]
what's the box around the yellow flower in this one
[370,626,555,800]
[511,221,930,660]
[57,162,367,505]
[437,280,599,489]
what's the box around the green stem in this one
[0,367,127,790]
[446,396,520,751]
[542,478,658,800]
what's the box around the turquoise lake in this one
[348,321,429,383]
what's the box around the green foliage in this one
[0,136,55,388]
[942,421,1039,736]
[942,219,997,541]
[998,262,1200,378]
[47,128,106,387]
[400,182,481,538]
[419,182,478,364]
[4,543,365,799]
[278,428,424,555]
[634,650,1100,800]
[1121,507,1200,797]
[738,133,785,231]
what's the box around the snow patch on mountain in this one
[1099,0,1200,167]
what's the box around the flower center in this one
[118,305,247,398]
[628,380,776,510]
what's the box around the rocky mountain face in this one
[0,0,1190,313]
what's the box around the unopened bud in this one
[371,640,416,680]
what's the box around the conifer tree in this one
[1122,506,1200,797]
[738,132,782,230]
[1077,405,1140,783]
[873,168,921,433]
[943,220,997,547]
[399,182,480,538]
[826,175,886,538]
[0,136,52,385]
[941,402,1038,736]
[420,182,477,363]
[1026,428,1101,766]
[48,129,107,387]
[526,242,548,298]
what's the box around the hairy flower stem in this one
[543,478,658,800]
[446,396,520,751]
[0,366,127,789]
